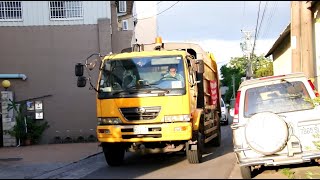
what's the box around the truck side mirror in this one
[75,63,84,76]
[77,76,87,87]
[196,60,204,74]
[104,63,111,71]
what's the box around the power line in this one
[245,1,261,79]
[251,1,262,57]
[256,1,268,40]
[260,2,274,39]
[137,1,180,20]
[120,1,163,21]
[261,1,278,39]
[135,1,163,17]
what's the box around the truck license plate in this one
[300,125,320,135]
[133,126,149,134]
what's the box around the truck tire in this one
[102,143,125,166]
[225,120,229,125]
[211,122,221,147]
[186,132,203,164]
[212,125,221,147]
[240,166,252,179]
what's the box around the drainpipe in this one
[0,74,27,80]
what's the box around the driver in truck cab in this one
[163,64,184,82]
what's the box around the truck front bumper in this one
[97,122,192,142]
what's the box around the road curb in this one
[29,151,103,179]
[228,162,241,179]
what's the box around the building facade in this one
[266,1,320,89]
[265,24,292,76]
[111,1,135,53]
[132,1,158,45]
[0,1,134,146]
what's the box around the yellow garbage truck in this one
[74,37,222,166]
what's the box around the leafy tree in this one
[252,54,274,78]
[220,54,273,104]
[220,65,244,103]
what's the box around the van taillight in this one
[233,91,241,123]
[308,79,319,97]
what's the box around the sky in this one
[153,1,291,69]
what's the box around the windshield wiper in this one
[287,93,302,99]
[112,85,140,95]
[143,84,170,94]
[113,85,159,95]
[281,79,294,86]
[112,84,170,95]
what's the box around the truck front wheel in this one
[102,143,125,166]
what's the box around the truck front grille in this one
[120,106,161,121]
[122,134,162,139]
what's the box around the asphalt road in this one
[26,114,319,179]
[81,121,236,179]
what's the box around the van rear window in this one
[244,81,314,117]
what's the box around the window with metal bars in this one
[122,19,128,30]
[0,1,22,21]
[49,1,83,20]
[118,1,126,13]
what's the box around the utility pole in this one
[291,1,314,79]
[232,74,235,99]
[240,30,254,79]
[291,1,302,73]
[301,1,314,79]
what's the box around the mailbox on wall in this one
[26,100,44,120]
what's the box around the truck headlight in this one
[98,117,122,125]
[163,115,191,122]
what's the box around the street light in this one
[2,80,11,91]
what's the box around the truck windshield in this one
[98,55,186,98]
[244,81,314,117]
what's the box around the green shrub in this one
[4,99,49,145]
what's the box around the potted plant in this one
[4,100,28,145]
[4,100,49,145]
[25,118,49,144]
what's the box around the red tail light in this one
[308,79,319,97]
[233,91,241,123]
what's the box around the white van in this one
[230,73,320,178]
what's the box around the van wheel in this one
[240,166,252,179]
[186,132,203,164]
[102,143,125,166]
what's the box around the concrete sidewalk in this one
[0,142,102,179]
